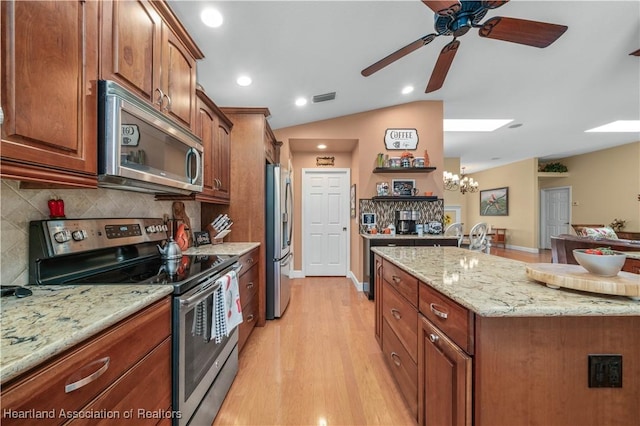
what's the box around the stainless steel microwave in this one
[98,80,203,195]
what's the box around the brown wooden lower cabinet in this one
[237,246,260,352]
[0,298,172,426]
[418,315,472,426]
[377,257,640,426]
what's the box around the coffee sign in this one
[384,128,419,150]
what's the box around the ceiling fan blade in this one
[479,16,568,48]
[630,49,640,56]
[361,34,438,77]
[422,1,461,16]
[425,39,460,93]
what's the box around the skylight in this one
[585,120,640,132]
[444,119,513,132]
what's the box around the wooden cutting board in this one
[525,263,640,300]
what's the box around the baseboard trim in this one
[348,271,363,292]
[290,270,305,279]
[504,244,540,254]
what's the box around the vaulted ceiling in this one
[168,0,640,172]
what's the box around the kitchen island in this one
[373,246,639,426]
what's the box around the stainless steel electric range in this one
[29,217,240,426]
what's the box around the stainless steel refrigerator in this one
[266,164,293,319]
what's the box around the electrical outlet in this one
[589,355,623,388]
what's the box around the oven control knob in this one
[72,230,87,241]
[161,224,168,232]
[146,225,157,233]
[54,230,71,243]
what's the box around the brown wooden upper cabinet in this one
[0,0,99,187]
[100,0,203,132]
[195,88,233,204]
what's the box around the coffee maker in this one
[395,210,418,234]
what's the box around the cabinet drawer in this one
[69,338,172,425]
[238,263,259,308]
[419,284,474,354]
[383,259,418,306]
[382,318,417,420]
[622,257,640,274]
[382,280,418,363]
[1,299,171,425]
[238,248,259,273]
[238,290,259,352]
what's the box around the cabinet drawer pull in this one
[246,258,254,265]
[390,352,402,367]
[387,244,397,247]
[247,314,255,323]
[429,333,439,343]
[246,281,255,289]
[430,303,448,319]
[65,356,110,393]
[390,308,402,320]
[391,275,401,284]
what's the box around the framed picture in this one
[391,179,416,196]
[350,184,356,218]
[361,212,376,226]
[480,187,509,216]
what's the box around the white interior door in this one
[540,186,571,249]
[302,169,350,276]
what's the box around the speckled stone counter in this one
[183,242,260,256]
[372,246,639,316]
[361,233,454,240]
[0,284,173,384]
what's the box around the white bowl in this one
[573,249,627,277]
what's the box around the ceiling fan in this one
[361,0,568,93]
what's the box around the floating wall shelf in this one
[373,167,437,174]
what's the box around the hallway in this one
[213,248,553,425]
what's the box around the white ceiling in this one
[168,0,640,172]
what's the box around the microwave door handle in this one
[185,148,201,184]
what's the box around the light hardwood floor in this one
[213,248,552,426]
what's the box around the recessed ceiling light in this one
[401,86,414,95]
[443,119,513,132]
[295,97,307,107]
[236,75,252,86]
[317,144,327,149]
[200,8,223,28]
[585,120,640,132]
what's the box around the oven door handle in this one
[180,282,219,308]
[179,263,242,308]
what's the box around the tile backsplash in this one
[358,198,444,233]
[0,179,200,286]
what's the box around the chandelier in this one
[443,167,479,194]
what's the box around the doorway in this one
[302,168,350,276]
[540,186,571,249]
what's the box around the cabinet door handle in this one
[247,314,255,323]
[429,333,439,343]
[390,308,402,320]
[65,356,110,393]
[387,244,397,247]
[390,352,401,367]
[163,93,172,112]
[430,303,448,319]
[155,88,165,107]
[246,281,254,289]
[391,275,401,284]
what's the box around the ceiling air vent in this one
[312,92,336,103]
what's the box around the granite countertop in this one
[0,285,173,384]
[184,242,260,256]
[372,246,640,317]
[361,233,456,240]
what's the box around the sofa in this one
[550,233,640,274]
